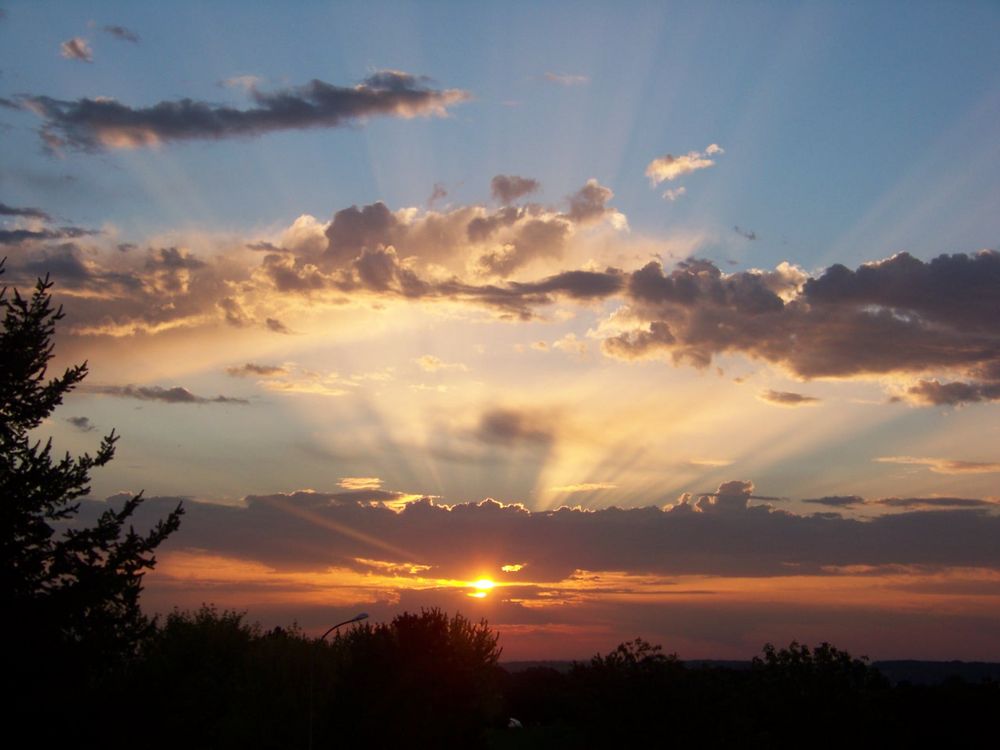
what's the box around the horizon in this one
[2,0,999,662]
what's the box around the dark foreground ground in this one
[11,609,999,749]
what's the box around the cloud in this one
[98,478,1000,584]
[60,37,93,62]
[550,482,617,493]
[663,187,686,202]
[338,477,383,490]
[20,70,470,151]
[734,225,757,241]
[874,496,997,509]
[758,389,820,407]
[904,378,1000,406]
[415,355,468,373]
[225,363,289,378]
[544,72,589,86]
[491,175,540,204]
[875,456,1000,474]
[565,179,625,227]
[0,202,52,221]
[427,182,447,208]
[221,75,263,91]
[103,24,140,43]
[0,226,99,245]
[475,408,555,446]
[66,416,96,432]
[600,251,1000,404]
[802,496,866,508]
[687,458,733,467]
[85,384,249,404]
[646,145,723,185]
[266,317,291,334]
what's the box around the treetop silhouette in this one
[1,259,183,669]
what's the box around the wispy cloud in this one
[86,384,248,405]
[550,482,617,493]
[225,363,289,378]
[103,24,140,43]
[875,456,1000,475]
[544,72,589,86]
[19,70,470,151]
[66,416,96,432]
[0,202,52,221]
[758,390,820,407]
[415,355,468,373]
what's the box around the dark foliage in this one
[493,640,1000,749]
[1,261,182,736]
[109,606,502,749]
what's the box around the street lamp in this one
[318,612,369,641]
[308,612,369,750]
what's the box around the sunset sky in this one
[3,1,999,660]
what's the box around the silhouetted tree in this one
[1,261,183,730]
[324,608,504,747]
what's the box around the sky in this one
[2,1,1000,661]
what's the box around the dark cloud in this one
[758,389,820,406]
[20,71,469,151]
[427,183,447,208]
[905,379,1000,406]
[603,251,1000,402]
[491,175,540,205]
[85,384,248,405]
[475,408,555,446]
[103,25,140,43]
[2,241,240,338]
[734,225,757,241]
[265,317,291,334]
[0,202,52,221]
[0,226,98,245]
[95,479,1000,582]
[217,296,251,327]
[324,201,398,267]
[60,37,93,62]
[65,416,96,432]
[802,496,866,508]
[225,363,288,378]
[564,179,615,224]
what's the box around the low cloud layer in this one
[19,71,469,151]
[92,479,1000,584]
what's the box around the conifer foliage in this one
[1,259,183,675]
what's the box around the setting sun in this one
[468,578,496,598]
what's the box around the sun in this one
[468,578,495,598]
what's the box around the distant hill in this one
[501,659,1000,685]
